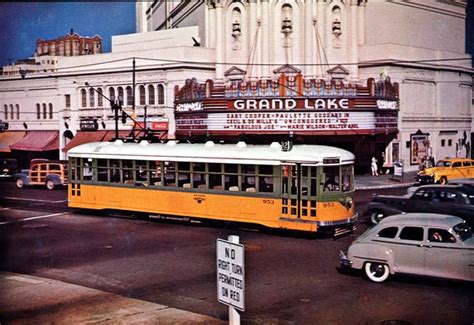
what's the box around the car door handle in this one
[418,244,424,247]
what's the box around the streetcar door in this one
[281,164,300,219]
[300,165,318,219]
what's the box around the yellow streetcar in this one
[68,140,357,236]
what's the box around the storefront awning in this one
[62,131,108,152]
[10,131,59,152]
[0,131,26,153]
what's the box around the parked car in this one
[449,178,474,188]
[14,160,68,190]
[339,213,473,283]
[417,157,474,185]
[0,158,18,180]
[365,184,474,227]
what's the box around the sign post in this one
[217,235,244,325]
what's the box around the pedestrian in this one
[371,157,379,176]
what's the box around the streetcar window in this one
[164,162,176,186]
[259,176,273,193]
[209,163,221,173]
[136,161,147,182]
[191,162,206,189]
[97,159,108,182]
[70,157,78,182]
[123,160,134,184]
[82,158,93,181]
[341,165,352,192]
[150,161,162,186]
[225,164,238,173]
[241,164,256,192]
[110,160,121,183]
[322,166,340,192]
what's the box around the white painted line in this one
[4,275,44,284]
[0,212,67,225]
[3,197,67,203]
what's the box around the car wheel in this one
[364,262,390,283]
[16,178,24,188]
[46,180,55,190]
[439,176,448,185]
[369,210,385,225]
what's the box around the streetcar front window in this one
[341,165,353,192]
[323,166,340,192]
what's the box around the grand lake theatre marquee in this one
[174,73,399,171]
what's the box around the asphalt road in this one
[0,182,472,324]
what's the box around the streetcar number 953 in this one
[263,199,275,205]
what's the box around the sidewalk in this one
[0,272,225,324]
[354,170,418,190]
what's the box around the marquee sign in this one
[176,111,397,134]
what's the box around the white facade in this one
[1,1,472,172]
[0,27,215,160]
[138,0,473,171]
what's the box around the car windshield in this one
[436,161,451,167]
[453,222,472,241]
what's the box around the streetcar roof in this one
[67,141,355,165]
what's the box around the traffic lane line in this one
[3,197,67,204]
[0,212,68,225]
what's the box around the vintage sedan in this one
[365,184,474,227]
[417,158,474,185]
[339,213,474,283]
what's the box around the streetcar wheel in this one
[16,178,24,188]
[439,177,448,185]
[46,180,55,190]
[370,210,385,225]
[364,262,390,283]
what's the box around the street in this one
[0,181,472,324]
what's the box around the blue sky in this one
[0,2,472,67]
[0,2,136,66]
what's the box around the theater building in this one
[141,0,473,173]
[174,71,399,173]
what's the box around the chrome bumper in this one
[339,250,353,267]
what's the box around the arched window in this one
[10,104,14,119]
[89,88,95,107]
[4,105,8,119]
[42,103,47,119]
[281,4,293,36]
[332,6,342,47]
[97,88,103,107]
[49,103,53,119]
[157,84,165,105]
[148,85,155,105]
[109,88,116,103]
[118,87,124,106]
[126,86,133,106]
[36,104,41,119]
[16,104,19,119]
[232,8,242,39]
[139,85,146,105]
[81,89,87,107]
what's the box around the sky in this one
[0,2,136,67]
[0,2,472,67]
